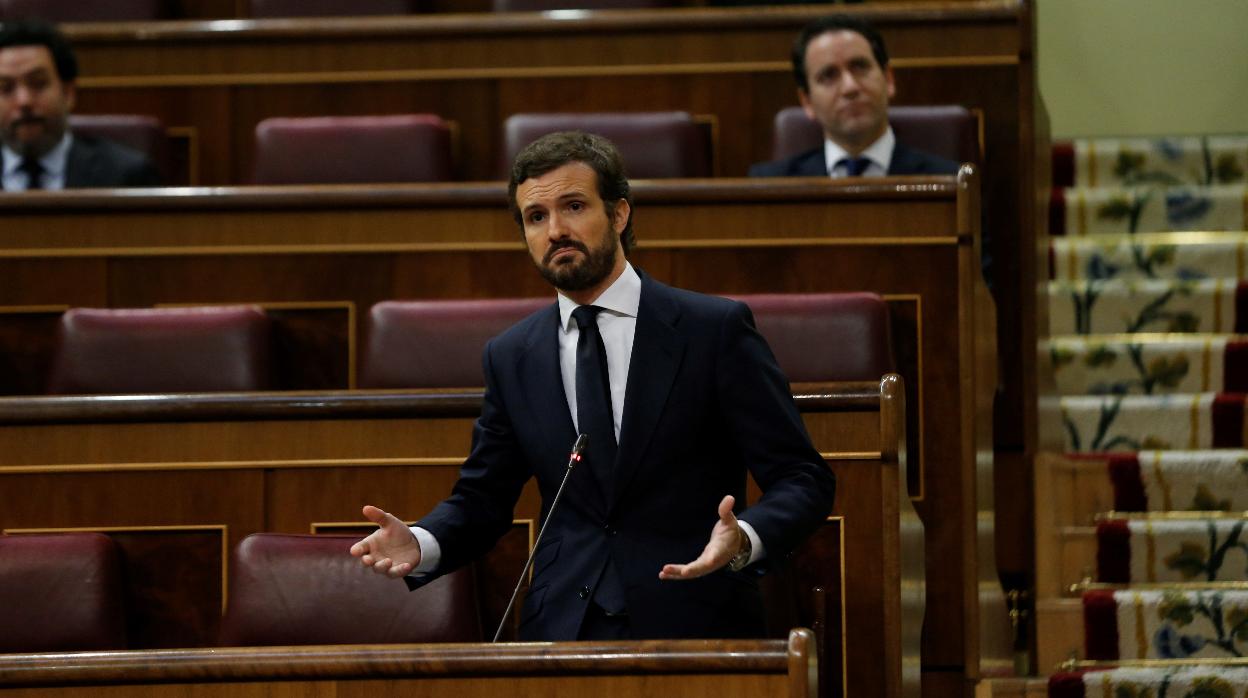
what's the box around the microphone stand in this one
[492,433,587,642]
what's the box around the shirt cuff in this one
[737,519,765,566]
[408,525,442,575]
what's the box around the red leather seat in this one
[0,533,127,652]
[46,306,271,394]
[502,112,712,178]
[218,533,482,646]
[253,114,454,185]
[769,105,980,166]
[360,298,549,389]
[68,114,169,181]
[249,0,417,17]
[0,0,160,21]
[733,292,894,381]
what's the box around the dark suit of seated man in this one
[749,14,957,179]
[352,131,837,642]
[0,20,161,191]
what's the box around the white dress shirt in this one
[411,262,762,574]
[2,133,71,191]
[823,127,895,178]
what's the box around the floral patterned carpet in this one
[1045,136,1248,697]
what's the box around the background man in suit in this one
[352,132,836,642]
[750,14,958,178]
[0,20,160,190]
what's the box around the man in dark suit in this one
[352,132,836,641]
[0,20,160,191]
[749,14,957,178]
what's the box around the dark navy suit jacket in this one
[408,270,836,641]
[2,134,161,190]
[748,141,959,177]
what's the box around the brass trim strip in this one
[0,457,466,474]
[4,524,230,613]
[0,304,70,313]
[1144,519,1156,584]
[1133,591,1147,660]
[1188,394,1200,451]
[1213,278,1224,334]
[1095,511,1248,522]
[76,56,1017,90]
[1202,337,1212,392]
[823,451,883,461]
[0,237,964,259]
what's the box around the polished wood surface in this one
[0,382,894,698]
[0,175,986,683]
[0,629,815,698]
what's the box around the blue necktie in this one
[571,305,617,497]
[837,156,872,177]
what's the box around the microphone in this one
[492,433,587,642]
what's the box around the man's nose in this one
[545,211,569,238]
[839,71,862,94]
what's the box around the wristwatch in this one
[727,524,752,572]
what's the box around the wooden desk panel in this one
[0,631,816,698]
[0,176,984,680]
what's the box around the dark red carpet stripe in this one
[1096,519,1132,584]
[1083,589,1120,661]
[1212,393,1245,448]
[1052,142,1075,189]
[1104,454,1147,511]
[1225,341,1248,392]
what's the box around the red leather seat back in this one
[0,533,127,652]
[734,292,894,382]
[770,105,980,165]
[47,306,271,394]
[253,114,454,184]
[249,0,417,16]
[68,114,169,181]
[219,534,482,646]
[0,0,160,21]
[360,298,550,389]
[503,112,711,178]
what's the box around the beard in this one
[535,224,620,293]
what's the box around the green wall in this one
[1036,0,1248,138]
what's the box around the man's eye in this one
[569,202,584,211]
[528,212,545,223]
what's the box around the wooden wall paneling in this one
[0,307,65,395]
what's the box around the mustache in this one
[543,240,588,265]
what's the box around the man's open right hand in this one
[349,505,422,578]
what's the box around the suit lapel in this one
[611,273,685,511]
[64,139,90,188]
[512,303,607,517]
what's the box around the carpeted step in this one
[1051,232,1248,282]
[1073,451,1248,513]
[1083,588,1248,661]
[1052,136,1248,189]
[1096,515,1248,584]
[1049,279,1242,336]
[1059,393,1248,452]
[1049,665,1248,698]
[1051,185,1247,236]
[1047,335,1248,396]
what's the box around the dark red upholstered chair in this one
[502,111,712,178]
[253,114,454,185]
[68,114,170,182]
[360,298,549,388]
[219,534,482,646]
[494,0,674,11]
[46,306,271,394]
[0,0,159,21]
[735,292,894,381]
[249,0,417,17]
[0,533,127,652]
[769,105,980,165]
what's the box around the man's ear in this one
[64,81,76,111]
[798,88,816,121]
[884,65,896,100]
[611,198,630,235]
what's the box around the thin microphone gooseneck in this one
[492,433,588,643]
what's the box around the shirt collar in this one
[558,261,641,331]
[823,126,895,175]
[3,132,72,180]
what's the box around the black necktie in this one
[19,157,43,190]
[837,156,872,177]
[571,305,617,496]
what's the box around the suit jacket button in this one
[578,586,591,599]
